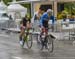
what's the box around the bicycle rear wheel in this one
[26,33,33,49]
[46,35,54,52]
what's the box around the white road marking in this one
[13,57,22,59]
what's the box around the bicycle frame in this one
[23,29,30,42]
[41,28,48,38]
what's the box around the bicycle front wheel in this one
[26,33,33,49]
[46,35,54,52]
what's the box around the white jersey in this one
[31,11,41,32]
[31,11,40,24]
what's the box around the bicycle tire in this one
[46,35,54,52]
[38,35,44,50]
[36,35,41,44]
[26,33,33,49]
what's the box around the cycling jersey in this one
[22,17,30,27]
[40,12,55,28]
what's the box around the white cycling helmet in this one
[47,9,53,13]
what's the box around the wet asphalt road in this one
[0,32,75,59]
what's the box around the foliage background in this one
[57,2,75,19]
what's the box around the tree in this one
[3,0,12,5]
[64,2,75,15]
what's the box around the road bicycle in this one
[39,28,55,52]
[20,28,34,49]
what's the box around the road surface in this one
[0,31,75,59]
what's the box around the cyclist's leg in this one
[40,27,45,49]
[44,28,48,48]
[40,27,47,47]
[19,26,25,41]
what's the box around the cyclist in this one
[40,9,55,49]
[31,7,44,43]
[19,15,31,45]
[31,7,44,31]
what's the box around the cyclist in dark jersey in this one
[19,15,31,45]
